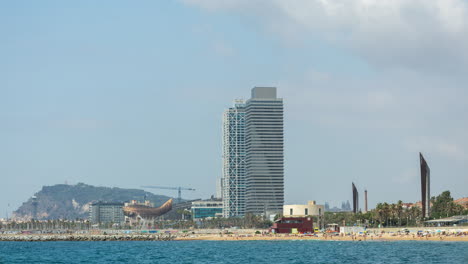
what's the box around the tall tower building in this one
[420,153,431,218]
[364,189,368,213]
[245,87,284,216]
[352,183,359,214]
[222,100,247,217]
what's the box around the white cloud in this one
[406,137,468,162]
[182,0,468,205]
[183,0,468,71]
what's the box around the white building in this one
[222,99,246,217]
[283,201,325,217]
[191,199,223,220]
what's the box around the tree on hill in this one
[430,191,464,219]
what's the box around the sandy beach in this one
[175,227,468,242]
[2,227,467,242]
[175,233,468,242]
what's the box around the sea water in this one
[0,240,467,263]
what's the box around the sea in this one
[0,240,467,263]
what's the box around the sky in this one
[1,0,467,218]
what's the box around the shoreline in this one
[1,233,467,242]
[174,234,468,242]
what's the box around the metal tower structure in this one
[420,153,431,219]
[222,99,247,217]
[364,189,368,213]
[352,183,359,214]
[141,186,195,203]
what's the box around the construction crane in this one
[141,186,195,203]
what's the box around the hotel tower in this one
[222,100,247,217]
[222,87,284,217]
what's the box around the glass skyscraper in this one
[222,87,284,217]
[245,87,284,216]
[222,99,247,217]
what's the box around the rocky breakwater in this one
[0,234,175,242]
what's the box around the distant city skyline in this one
[1,1,467,218]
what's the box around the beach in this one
[175,232,468,242]
[1,227,467,242]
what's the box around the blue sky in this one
[1,0,467,217]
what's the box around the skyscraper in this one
[245,87,284,216]
[222,100,247,217]
[420,153,431,218]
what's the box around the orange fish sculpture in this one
[123,199,173,219]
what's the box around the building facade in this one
[420,153,431,218]
[245,87,284,216]
[191,199,223,220]
[283,201,324,229]
[271,217,314,234]
[222,100,247,217]
[89,202,125,224]
[283,201,325,217]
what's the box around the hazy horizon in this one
[1,1,467,218]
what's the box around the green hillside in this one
[14,183,173,220]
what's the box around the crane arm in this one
[141,186,196,191]
[141,186,177,190]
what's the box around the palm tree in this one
[374,203,384,226]
[382,203,390,227]
[396,200,403,227]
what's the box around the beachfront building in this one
[222,100,247,217]
[420,153,431,218]
[271,217,314,234]
[245,87,284,216]
[191,199,223,220]
[89,202,125,224]
[424,215,468,226]
[283,201,325,229]
[283,201,325,217]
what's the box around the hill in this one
[13,183,174,220]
